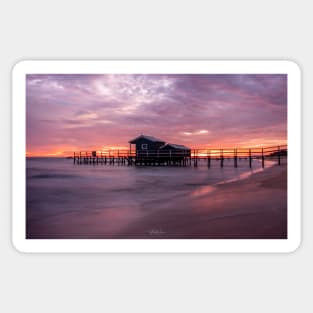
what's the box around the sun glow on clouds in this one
[26,74,287,156]
[183,130,210,136]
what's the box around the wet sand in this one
[119,164,287,239]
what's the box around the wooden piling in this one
[262,147,264,168]
[234,148,237,168]
[193,149,198,167]
[249,149,252,168]
[207,150,211,168]
[220,149,224,168]
[170,150,172,166]
[278,145,281,165]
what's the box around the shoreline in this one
[117,164,287,239]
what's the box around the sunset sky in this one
[26,74,287,156]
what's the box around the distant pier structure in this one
[72,134,287,168]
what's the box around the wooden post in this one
[262,147,264,168]
[207,150,211,168]
[234,148,237,168]
[194,149,197,167]
[220,149,224,168]
[278,145,281,165]
[249,149,252,168]
[73,152,76,164]
[169,150,172,166]
[147,150,149,166]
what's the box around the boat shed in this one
[159,143,191,158]
[128,135,165,154]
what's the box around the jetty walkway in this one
[71,145,287,169]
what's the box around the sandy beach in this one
[118,164,287,239]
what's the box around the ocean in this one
[26,157,274,239]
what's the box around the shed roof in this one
[160,143,191,150]
[129,135,165,144]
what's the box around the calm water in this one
[26,157,271,238]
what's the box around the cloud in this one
[26,74,287,154]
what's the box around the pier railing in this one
[72,144,287,168]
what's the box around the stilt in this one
[278,145,281,165]
[262,147,264,168]
[193,149,198,167]
[220,149,224,168]
[207,150,211,168]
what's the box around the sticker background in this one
[2,1,311,313]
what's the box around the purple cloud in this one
[26,74,287,155]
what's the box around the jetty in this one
[72,146,287,169]
[72,134,286,168]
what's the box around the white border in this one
[12,60,301,253]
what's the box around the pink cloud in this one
[26,74,287,155]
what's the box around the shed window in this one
[141,143,148,150]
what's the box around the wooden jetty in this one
[71,145,287,169]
